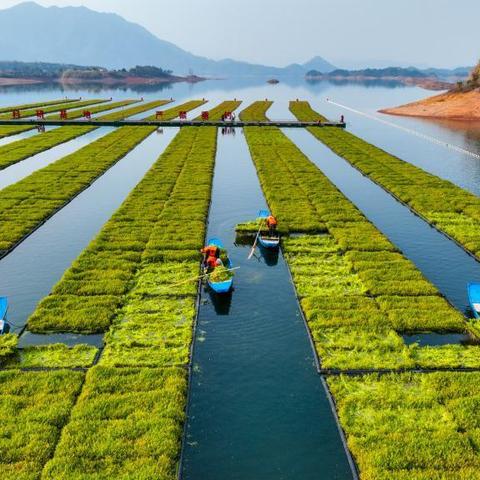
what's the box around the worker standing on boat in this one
[266,215,278,237]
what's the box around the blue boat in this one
[257,209,280,249]
[0,297,10,335]
[468,283,480,319]
[206,238,233,294]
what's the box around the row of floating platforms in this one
[0,119,346,128]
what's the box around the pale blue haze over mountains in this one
[0,2,337,76]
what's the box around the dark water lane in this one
[182,130,352,480]
[284,128,480,314]
[0,128,178,335]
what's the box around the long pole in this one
[248,220,265,260]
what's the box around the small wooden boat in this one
[257,209,280,249]
[468,283,480,319]
[206,238,233,294]
[0,297,10,334]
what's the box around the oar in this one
[248,220,265,260]
[170,267,240,287]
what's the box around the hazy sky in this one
[3,0,479,68]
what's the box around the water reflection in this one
[203,285,233,316]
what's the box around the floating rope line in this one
[326,98,480,160]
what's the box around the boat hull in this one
[259,236,280,249]
[468,282,480,319]
[206,238,233,294]
[208,279,233,294]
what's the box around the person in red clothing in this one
[201,244,219,266]
[266,215,278,237]
[205,255,218,273]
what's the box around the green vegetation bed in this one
[5,344,98,369]
[0,100,205,258]
[242,99,480,479]
[42,366,187,479]
[4,100,241,479]
[0,369,84,479]
[0,98,153,171]
[241,100,480,371]
[290,100,480,259]
[328,372,480,479]
[0,97,79,115]
[0,98,111,139]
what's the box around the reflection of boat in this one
[206,285,233,315]
[259,244,279,267]
[206,238,233,294]
[468,283,480,319]
[0,297,10,334]
[257,210,280,249]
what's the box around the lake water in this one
[1,78,479,478]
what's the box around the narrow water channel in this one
[311,97,480,197]
[182,130,352,479]
[0,127,42,147]
[0,127,178,340]
[284,128,480,314]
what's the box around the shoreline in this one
[380,89,480,121]
[306,75,452,91]
[0,74,205,87]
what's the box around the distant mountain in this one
[308,67,429,78]
[0,2,336,77]
[302,56,337,73]
[307,66,472,81]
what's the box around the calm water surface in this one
[182,130,352,480]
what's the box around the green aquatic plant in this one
[241,101,480,372]
[328,372,480,478]
[5,344,98,368]
[0,369,84,479]
[0,334,18,364]
[290,100,480,259]
[28,101,238,338]
[209,265,235,282]
[42,366,187,479]
[0,98,111,139]
[0,97,80,115]
[0,100,205,257]
[0,98,164,170]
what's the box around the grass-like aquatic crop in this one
[0,100,203,258]
[9,102,238,479]
[0,369,84,479]
[0,98,111,139]
[0,98,110,120]
[241,100,479,372]
[42,366,187,479]
[0,98,158,171]
[290,100,480,259]
[0,333,18,363]
[328,372,480,478]
[28,100,237,336]
[194,100,242,120]
[209,265,235,282]
[0,97,80,115]
[7,344,98,368]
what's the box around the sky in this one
[2,0,479,68]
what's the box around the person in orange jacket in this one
[205,255,220,273]
[266,215,278,237]
[201,244,219,267]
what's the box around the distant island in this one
[380,62,480,120]
[305,66,470,91]
[0,61,204,87]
